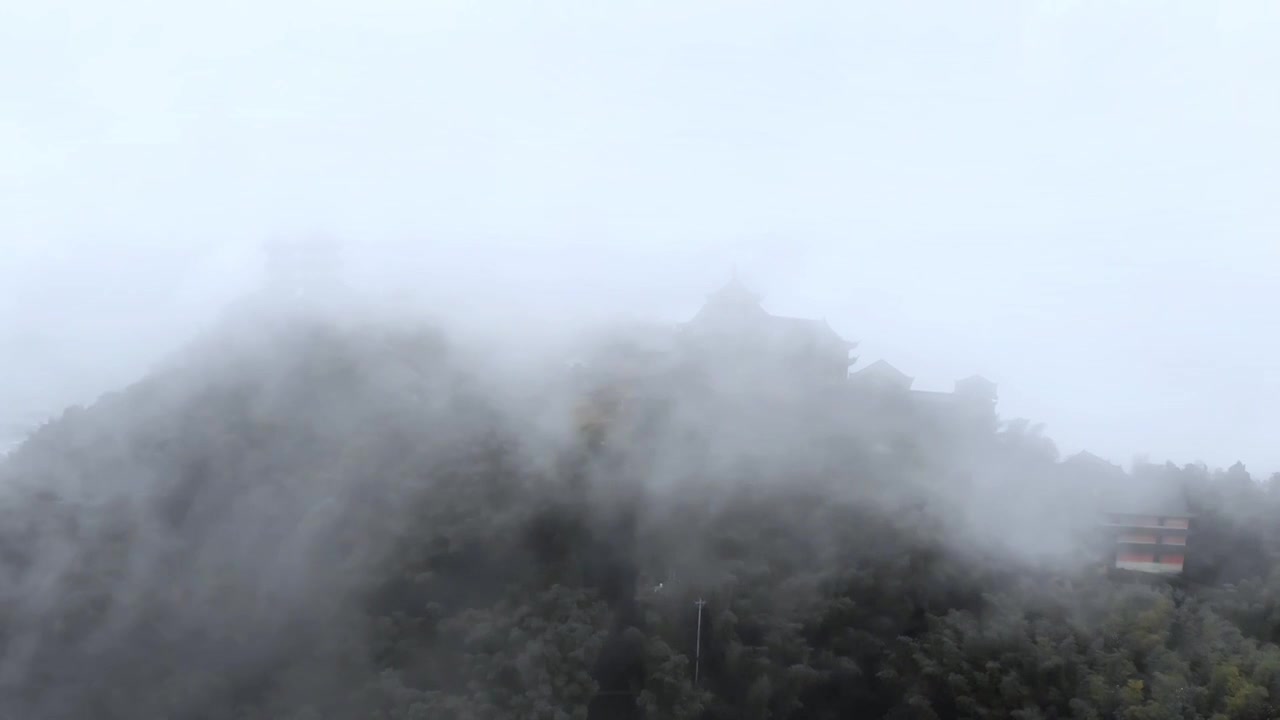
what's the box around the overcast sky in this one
[2,0,1278,473]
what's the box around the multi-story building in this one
[1102,502,1192,575]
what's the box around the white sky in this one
[2,0,1278,474]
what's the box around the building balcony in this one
[1107,535,1189,551]
[1100,523,1190,533]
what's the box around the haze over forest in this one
[7,5,1280,718]
[3,0,1280,473]
[4,244,1280,718]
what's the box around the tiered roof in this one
[686,277,856,351]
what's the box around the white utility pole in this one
[694,598,707,686]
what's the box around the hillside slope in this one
[2,310,1280,719]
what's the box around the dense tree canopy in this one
[1,305,1279,719]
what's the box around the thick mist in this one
[4,1,1280,717]
[4,0,1280,472]
[1,271,1272,718]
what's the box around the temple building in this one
[676,277,999,409]
[679,276,857,382]
[849,360,914,391]
[569,275,1004,441]
[954,375,998,407]
[848,357,998,422]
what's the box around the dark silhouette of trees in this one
[1,309,1279,719]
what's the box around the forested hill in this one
[3,309,1280,720]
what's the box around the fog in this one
[2,6,1280,714]
[7,8,1280,712]
[0,251,1267,717]
[4,0,1279,472]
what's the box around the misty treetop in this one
[1,298,1280,719]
